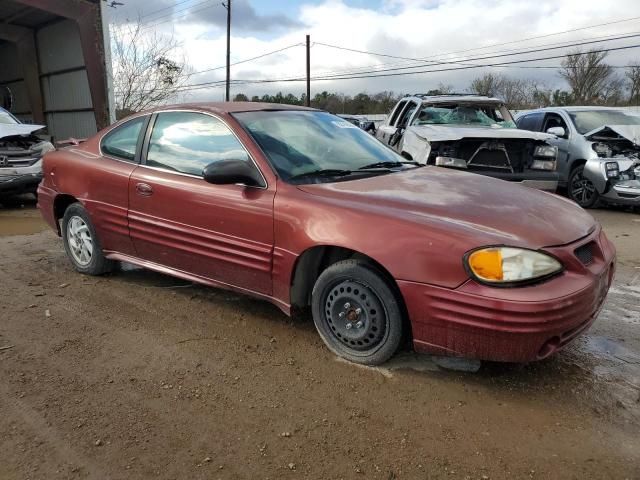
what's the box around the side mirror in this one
[547,126,566,138]
[203,159,263,187]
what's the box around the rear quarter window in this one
[516,112,543,132]
[101,116,146,162]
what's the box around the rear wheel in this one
[311,260,403,365]
[568,165,599,208]
[61,203,113,275]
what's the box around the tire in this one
[61,203,113,275]
[311,259,404,365]
[567,165,599,208]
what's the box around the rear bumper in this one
[400,228,616,362]
[36,184,60,234]
[0,173,42,196]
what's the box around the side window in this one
[397,102,419,128]
[542,113,568,134]
[101,116,145,161]
[388,101,407,126]
[516,112,543,132]
[146,111,249,177]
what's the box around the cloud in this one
[111,0,302,32]
[112,0,640,101]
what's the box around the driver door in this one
[127,111,275,295]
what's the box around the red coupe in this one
[38,103,616,365]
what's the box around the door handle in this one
[135,182,153,196]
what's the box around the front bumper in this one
[0,173,42,196]
[399,228,616,362]
[601,179,640,206]
[472,170,559,192]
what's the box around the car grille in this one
[574,242,595,266]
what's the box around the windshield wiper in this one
[288,168,354,181]
[358,160,422,170]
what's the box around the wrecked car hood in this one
[584,125,640,146]
[299,167,595,249]
[408,125,554,142]
[0,123,44,139]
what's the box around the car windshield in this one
[0,108,19,125]
[413,103,516,128]
[569,110,640,134]
[234,110,410,183]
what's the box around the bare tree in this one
[470,73,505,97]
[626,63,640,104]
[112,19,191,118]
[559,50,614,104]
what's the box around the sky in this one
[107,0,640,102]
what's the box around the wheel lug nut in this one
[344,302,350,309]
[345,323,352,330]
[338,312,345,318]
[355,308,362,315]
[355,321,363,329]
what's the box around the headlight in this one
[531,159,556,171]
[604,161,619,178]
[533,145,557,158]
[435,156,467,168]
[33,141,55,156]
[465,247,563,285]
[592,143,612,158]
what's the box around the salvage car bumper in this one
[399,227,615,362]
[0,173,42,196]
[472,171,559,192]
[601,179,640,206]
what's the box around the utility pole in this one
[223,0,231,101]
[306,34,310,107]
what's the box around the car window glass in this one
[543,114,567,133]
[388,101,407,126]
[516,112,542,131]
[397,102,418,127]
[101,116,145,161]
[146,111,249,176]
[414,103,515,128]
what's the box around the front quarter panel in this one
[271,184,475,307]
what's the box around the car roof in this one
[523,106,629,113]
[404,95,504,104]
[146,102,319,115]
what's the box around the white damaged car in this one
[376,95,559,191]
[0,107,54,199]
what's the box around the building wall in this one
[37,19,97,140]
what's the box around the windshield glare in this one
[569,110,640,134]
[0,108,19,125]
[413,103,516,128]
[234,111,406,183]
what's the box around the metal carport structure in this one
[0,0,114,140]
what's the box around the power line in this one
[140,0,213,30]
[311,33,640,80]
[136,0,197,21]
[310,17,640,77]
[190,43,303,76]
[165,42,640,94]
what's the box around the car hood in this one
[0,123,44,139]
[408,124,554,142]
[298,167,596,249]
[584,124,640,146]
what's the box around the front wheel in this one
[568,165,599,208]
[311,260,404,365]
[61,203,113,275]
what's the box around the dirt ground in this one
[1,197,639,480]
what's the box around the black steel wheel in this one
[311,259,403,365]
[568,165,599,208]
